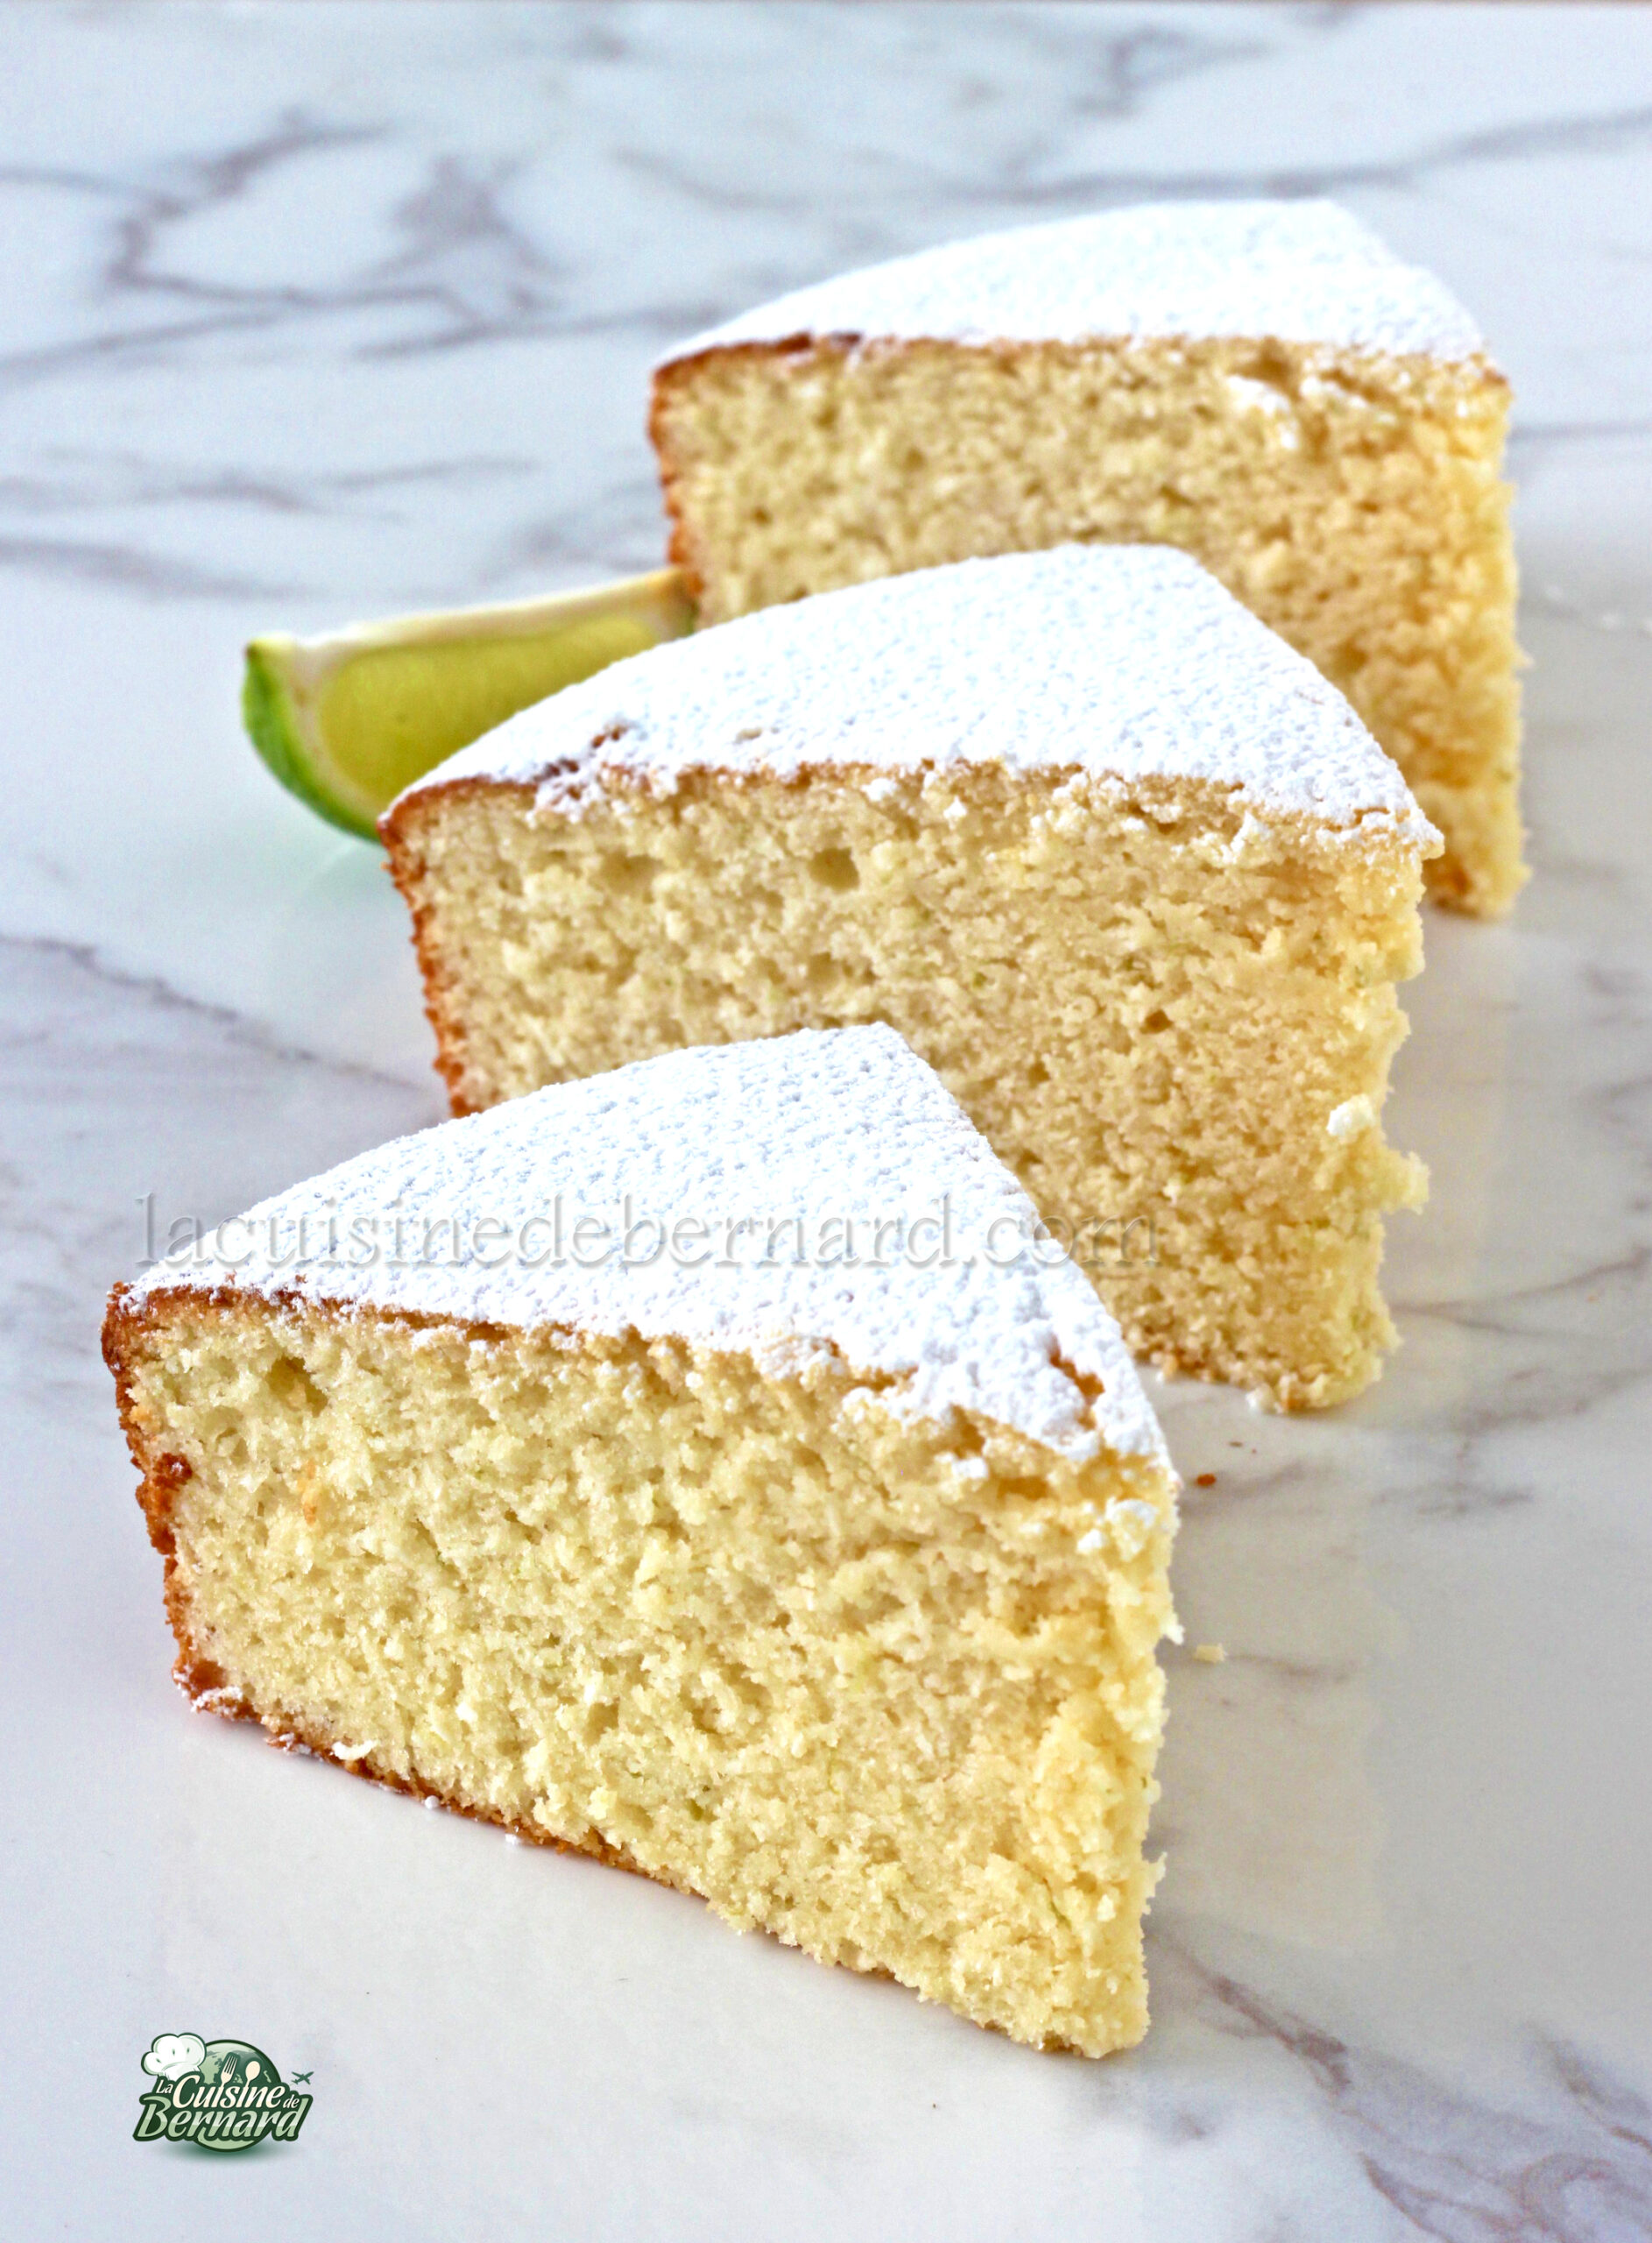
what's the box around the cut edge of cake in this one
[646,200,1521,918]
[104,1026,1181,2057]
[379,548,1438,1411]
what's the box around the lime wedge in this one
[244,567,696,838]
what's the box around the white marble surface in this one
[6,4,1652,2235]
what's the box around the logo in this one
[134,2034,314,2151]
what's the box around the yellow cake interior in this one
[652,336,1521,914]
[388,762,1429,1409]
[109,1290,1177,2058]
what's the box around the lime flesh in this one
[244,570,695,838]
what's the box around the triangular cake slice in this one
[384,542,1439,1409]
[650,198,1521,915]
[104,1026,1180,2057]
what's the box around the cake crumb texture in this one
[651,203,1522,915]
[387,763,1430,1410]
[105,1292,1177,2057]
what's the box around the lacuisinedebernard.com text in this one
[137,1193,1162,1278]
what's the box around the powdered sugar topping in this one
[132,1026,1169,1468]
[403,546,1435,851]
[663,200,1485,364]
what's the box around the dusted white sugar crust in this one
[662,199,1485,364]
[403,546,1436,853]
[133,1025,1170,1469]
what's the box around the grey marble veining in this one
[5,5,1652,2237]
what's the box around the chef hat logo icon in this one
[141,2034,206,2083]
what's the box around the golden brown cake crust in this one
[649,339,815,607]
[381,781,535,1116]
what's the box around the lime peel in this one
[244,567,696,839]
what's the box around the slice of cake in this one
[382,543,1439,1410]
[104,1026,1179,2057]
[650,199,1521,916]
